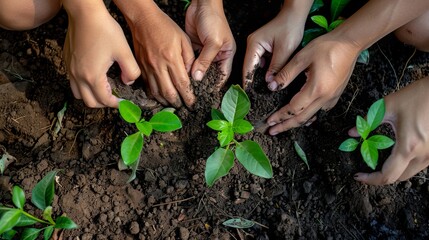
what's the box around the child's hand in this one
[351,77,429,185]
[63,0,140,108]
[185,0,236,87]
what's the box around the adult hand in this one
[265,33,360,135]
[63,1,140,108]
[126,4,195,108]
[185,0,235,87]
[351,78,429,185]
[243,0,312,89]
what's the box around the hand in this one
[265,33,360,135]
[63,1,140,108]
[352,77,429,185]
[242,0,312,89]
[127,5,195,108]
[185,0,235,86]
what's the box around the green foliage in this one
[223,218,255,229]
[118,100,182,182]
[339,99,395,169]
[303,0,369,64]
[181,0,191,10]
[294,141,310,170]
[0,171,77,239]
[205,85,273,186]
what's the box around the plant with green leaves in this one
[303,0,369,64]
[0,170,77,240]
[205,85,273,186]
[118,100,182,181]
[339,99,395,170]
[182,0,191,10]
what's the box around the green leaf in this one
[232,119,254,134]
[1,229,17,240]
[211,109,226,120]
[311,15,329,30]
[0,209,21,234]
[121,132,144,166]
[221,85,250,123]
[338,138,359,152]
[328,19,344,31]
[356,116,370,140]
[367,135,395,150]
[310,0,324,13]
[218,128,234,147]
[357,49,370,64]
[367,99,385,131]
[205,148,234,187]
[361,140,378,170]
[235,140,273,178]
[31,170,57,210]
[21,228,42,240]
[119,100,141,123]
[331,0,350,21]
[223,218,255,229]
[54,216,78,229]
[136,121,153,137]
[149,111,182,132]
[302,28,326,47]
[12,186,25,209]
[43,226,54,240]
[42,206,55,225]
[294,141,309,170]
[15,214,38,227]
[207,120,229,131]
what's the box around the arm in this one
[266,0,429,135]
[63,0,140,108]
[113,0,196,108]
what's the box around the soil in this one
[1,0,429,239]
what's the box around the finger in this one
[156,68,182,108]
[268,100,323,135]
[77,81,107,108]
[266,44,294,84]
[168,57,195,108]
[115,45,141,85]
[348,127,359,137]
[182,38,195,74]
[69,77,82,100]
[398,157,429,181]
[146,73,169,106]
[92,75,119,108]
[242,39,267,89]
[192,39,222,81]
[269,52,307,91]
[216,50,235,88]
[354,151,411,185]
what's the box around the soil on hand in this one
[1,1,429,239]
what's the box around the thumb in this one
[348,127,359,137]
[115,47,141,85]
[192,40,222,81]
[266,44,294,84]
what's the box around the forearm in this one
[332,0,429,51]
[112,0,161,24]
[278,0,313,26]
[62,0,107,17]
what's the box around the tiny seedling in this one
[205,85,273,186]
[302,0,369,64]
[294,141,310,170]
[0,170,77,240]
[339,99,395,170]
[118,100,182,181]
[223,218,255,229]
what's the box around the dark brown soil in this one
[1,1,429,239]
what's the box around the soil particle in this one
[129,221,140,235]
[179,227,190,240]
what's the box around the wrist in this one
[113,0,160,24]
[278,0,313,26]
[63,0,107,17]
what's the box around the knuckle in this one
[276,70,290,83]
[162,89,178,102]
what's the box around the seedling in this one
[339,99,395,170]
[205,85,273,186]
[0,170,77,239]
[303,0,369,64]
[294,141,309,170]
[118,100,182,181]
[223,218,255,229]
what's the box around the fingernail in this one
[270,131,278,136]
[266,75,273,83]
[268,81,278,91]
[193,70,204,81]
[126,81,135,86]
[268,121,276,126]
